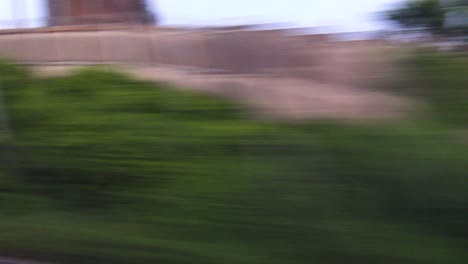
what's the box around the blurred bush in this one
[1,65,248,208]
[404,52,468,125]
[0,58,467,263]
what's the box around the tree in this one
[387,0,468,38]
[387,0,445,35]
[132,0,159,25]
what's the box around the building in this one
[48,0,156,26]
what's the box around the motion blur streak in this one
[0,1,468,264]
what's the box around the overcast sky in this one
[0,0,403,32]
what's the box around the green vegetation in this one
[0,56,467,264]
[386,0,468,36]
[404,52,468,125]
[387,0,445,34]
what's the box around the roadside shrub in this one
[1,67,250,207]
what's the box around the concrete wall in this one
[0,28,391,87]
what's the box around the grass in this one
[0,55,467,263]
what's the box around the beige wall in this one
[0,29,391,87]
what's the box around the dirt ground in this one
[31,64,410,121]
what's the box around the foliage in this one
[387,0,445,34]
[397,51,468,125]
[0,61,468,263]
[1,65,247,207]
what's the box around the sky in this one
[0,0,403,32]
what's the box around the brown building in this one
[48,0,156,26]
